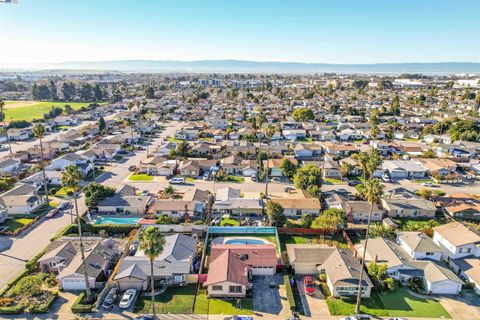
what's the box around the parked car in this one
[128,165,137,172]
[348,180,362,186]
[303,276,315,295]
[46,208,60,218]
[382,175,392,182]
[119,289,137,309]
[58,201,70,210]
[339,315,372,320]
[140,190,149,196]
[421,182,433,187]
[203,172,210,181]
[168,177,185,184]
[134,316,155,320]
[102,287,118,310]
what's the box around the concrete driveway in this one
[296,275,330,318]
[439,291,480,320]
[252,275,290,317]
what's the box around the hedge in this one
[0,269,29,297]
[284,275,296,311]
[88,223,138,235]
[71,292,96,313]
[0,304,24,314]
[29,291,58,314]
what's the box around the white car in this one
[168,177,185,184]
[119,289,137,309]
[421,182,433,187]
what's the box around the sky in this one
[0,0,479,67]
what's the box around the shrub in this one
[319,274,327,282]
[284,275,296,311]
[29,291,58,314]
[0,304,24,314]
[71,292,96,313]
[11,275,42,297]
[0,269,29,297]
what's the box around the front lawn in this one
[226,175,245,183]
[134,285,195,314]
[220,219,240,227]
[129,173,154,181]
[194,290,253,315]
[324,178,346,184]
[379,287,451,318]
[55,187,75,198]
[326,294,389,317]
[4,218,34,232]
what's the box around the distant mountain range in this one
[14,60,480,74]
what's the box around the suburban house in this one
[355,237,463,294]
[263,158,298,178]
[0,183,46,215]
[6,128,31,141]
[212,187,263,216]
[0,158,21,176]
[417,158,457,176]
[96,186,153,215]
[38,239,118,291]
[436,193,480,220]
[139,157,177,176]
[286,244,373,298]
[322,160,342,179]
[149,200,203,218]
[325,191,383,223]
[114,233,197,291]
[179,160,201,177]
[381,198,437,219]
[47,153,94,177]
[382,160,428,179]
[204,244,277,298]
[269,196,321,217]
[433,222,480,294]
[154,142,177,156]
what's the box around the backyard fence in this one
[277,227,340,235]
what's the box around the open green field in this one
[4,101,91,121]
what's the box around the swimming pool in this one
[94,217,140,225]
[225,238,266,245]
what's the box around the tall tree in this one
[98,116,106,134]
[93,83,103,101]
[139,226,165,319]
[266,202,286,226]
[355,179,384,315]
[61,165,92,302]
[33,124,49,204]
[79,83,94,102]
[127,102,135,146]
[62,82,76,101]
[49,80,58,101]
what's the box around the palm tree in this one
[139,226,165,319]
[357,152,369,182]
[355,178,384,315]
[366,148,382,179]
[61,165,92,301]
[127,102,135,147]
[33,124,49,204]
[0,99,12,155]
[263,125,276,198]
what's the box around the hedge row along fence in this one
[284,275,296,311]
[71,292,96,313]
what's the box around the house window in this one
[426,252,434,256]
[212,285,223,291]
[173,275,184,283]
[229,286,242,293]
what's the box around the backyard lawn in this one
[219,219,240,226]
[194,290,254,315]
[323,178,346,184]
[4,218,34,232]
[129,173,154,181]
[279,234,348,252]
[4,101,91,121]
[55,187,75,198]
[134,285,195,314]
[379,288,451,318]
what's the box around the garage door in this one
[117,279,144,291]
[431,282,460,294]
[252,267,275,275]
[294,264,318,275]
[62,278,86,291]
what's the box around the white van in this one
[168,177,185,184]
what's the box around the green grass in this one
[4,218,34,232]
[324,177,346,184]
[168,137,184,143]
[219,219,240,227]
[4,101,92,121]
[185,177,196,182]
[279,234,348,252]
[55,187,75,198]
[379,288,451,318]
[226,175,245,183]
[414,179,435,184]
[129,173,154,181]
[194,290,253,315]
[134,285,195,314]
[326,294,389,317]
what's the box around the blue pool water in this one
[95,217,140,225]
[225,238,266,245]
